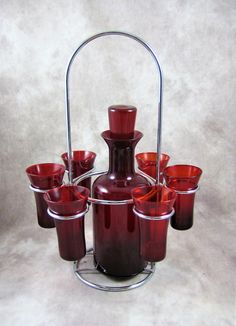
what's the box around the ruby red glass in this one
[92,106,150,277]
[164,165,202,230]
[61,150,96,190]
[44,185,89,216]
[53,218,86,261]
[33,192,55,228]
[132,185,176,262]
[26,163,65,189]
[108,105,137,139]
[44,185,89,261]
[26,163,65,228]
[136,152,170,183]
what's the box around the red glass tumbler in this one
[164,165,202,230]
[26,163,65,228]
[132,185,176,262]
[136,152,170,183]
[44,185,89,261]
[61,150,96,190]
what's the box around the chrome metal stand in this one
[65,31,163,185]
[63,31,163,291]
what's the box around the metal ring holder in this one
[133,207,175,221]
[74,169,155,205]
[47,206,89,221]
[64,31,163,291]
[174,185,200,195]
[29,184,50,193]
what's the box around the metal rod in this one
[65,31,163,185]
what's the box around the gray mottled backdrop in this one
[0,1,235,325]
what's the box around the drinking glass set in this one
[25,32,202,291]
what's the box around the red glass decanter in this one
[92,105,150,277]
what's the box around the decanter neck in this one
[102,131,143,177]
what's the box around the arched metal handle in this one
[65,31,163,184]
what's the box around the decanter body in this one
[92,106,150,277]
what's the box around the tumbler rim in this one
[136,152,170,167]
[163,164,202,179]
[131,184,176,216]
[26,163,65,177]
[132,184,176,202]
[61,150,96,162]
[44,184,89,205]
[44,184,89,216]
[136,152,170,161]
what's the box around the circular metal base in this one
[73,249,155,292]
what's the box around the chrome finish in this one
[71,168,96,183]
[73,169,107,184]
[88,197,133,205]
[174,185,200,195]
[74,169,155,205]
[73,248,155,292]
[133,207,175,220]
[47,206,89,220]
[65,31,163,185]
[29,184,50,193]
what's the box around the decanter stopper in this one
[108,105,137,139]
